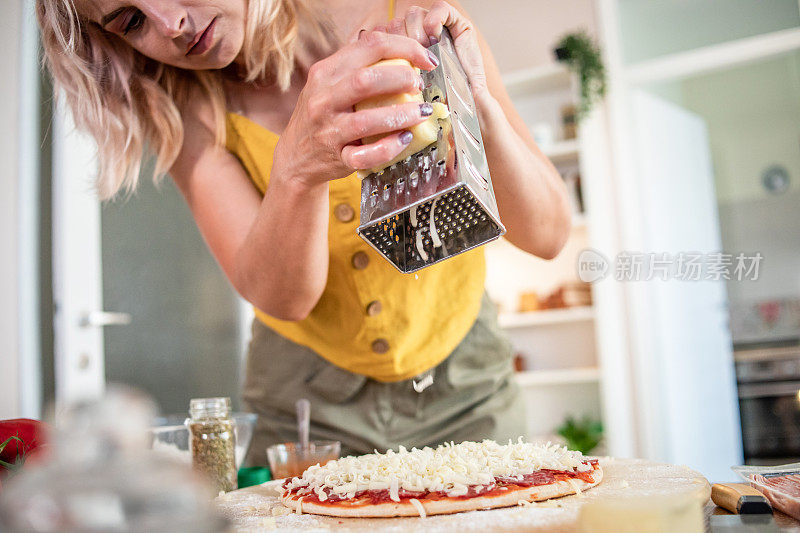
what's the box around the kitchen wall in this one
[460,0,597,72]
[719,191,800,312]
[646,51,800,341]
[617,0,800,64]
[684,53,800,313]
[681,52,800,205]
[0,1,23,419]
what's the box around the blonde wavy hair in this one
[38,0,323,200]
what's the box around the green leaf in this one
[554,31,606,120]
[0,435,25,472]
[557,415,603,454]
[0,435,23,455]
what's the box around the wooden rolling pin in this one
[711,483,772,514]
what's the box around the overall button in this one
[366,300,382,316]
[352,251,370,270]
[334,203,355,223]
[372,338,390,354]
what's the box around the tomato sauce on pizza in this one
[279,440,603,517]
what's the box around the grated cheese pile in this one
[285,439,591,501]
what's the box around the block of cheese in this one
[354,59,448,175]
[577,494,704,533]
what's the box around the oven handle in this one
[738,381,800,399]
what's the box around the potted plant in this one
[557,415,603,455]
[554,31,607,120]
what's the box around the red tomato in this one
[0,419,48,465]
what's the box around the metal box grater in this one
[356,29,505,273]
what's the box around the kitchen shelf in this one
[503,63,572,96]
[542,139,580,164]
[625,27,800,85]
[514,367,601,387]
[498,306,594,329]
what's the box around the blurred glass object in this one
[0,387,226,532]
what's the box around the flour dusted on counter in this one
[284,439,591,500]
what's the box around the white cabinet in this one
[488,64,608,447]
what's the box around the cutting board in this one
[215,458,710,532]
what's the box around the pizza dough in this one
[281,467,603,518]
[279,439,603,518]
[215,458,711,533]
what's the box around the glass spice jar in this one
[188,397,237,493]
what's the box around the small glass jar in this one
[188,397,237,493]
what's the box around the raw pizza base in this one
[280,466,602,518]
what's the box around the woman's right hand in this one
[272,31,439,188]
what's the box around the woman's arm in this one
[171,97,330,321]
[390,0,572,259]
[170,32,437,321]
[474,64,572,260]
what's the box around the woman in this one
[38,0,571,462]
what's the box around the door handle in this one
[737,381,800,399]
[79,311,132,328]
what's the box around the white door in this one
[630,90,743,481]
[51,103,106,406]
[51,103,246,414]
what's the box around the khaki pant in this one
[243,293,526,465]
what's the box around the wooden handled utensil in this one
[712,483,773,514]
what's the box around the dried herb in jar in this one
[188,398,237,493]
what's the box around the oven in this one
[736,342,800,463]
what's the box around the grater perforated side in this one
[356,29,505,273]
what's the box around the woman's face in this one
[82,0,247,70]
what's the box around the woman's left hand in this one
[366,1,489,99]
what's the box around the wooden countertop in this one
[217,458,711,532]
